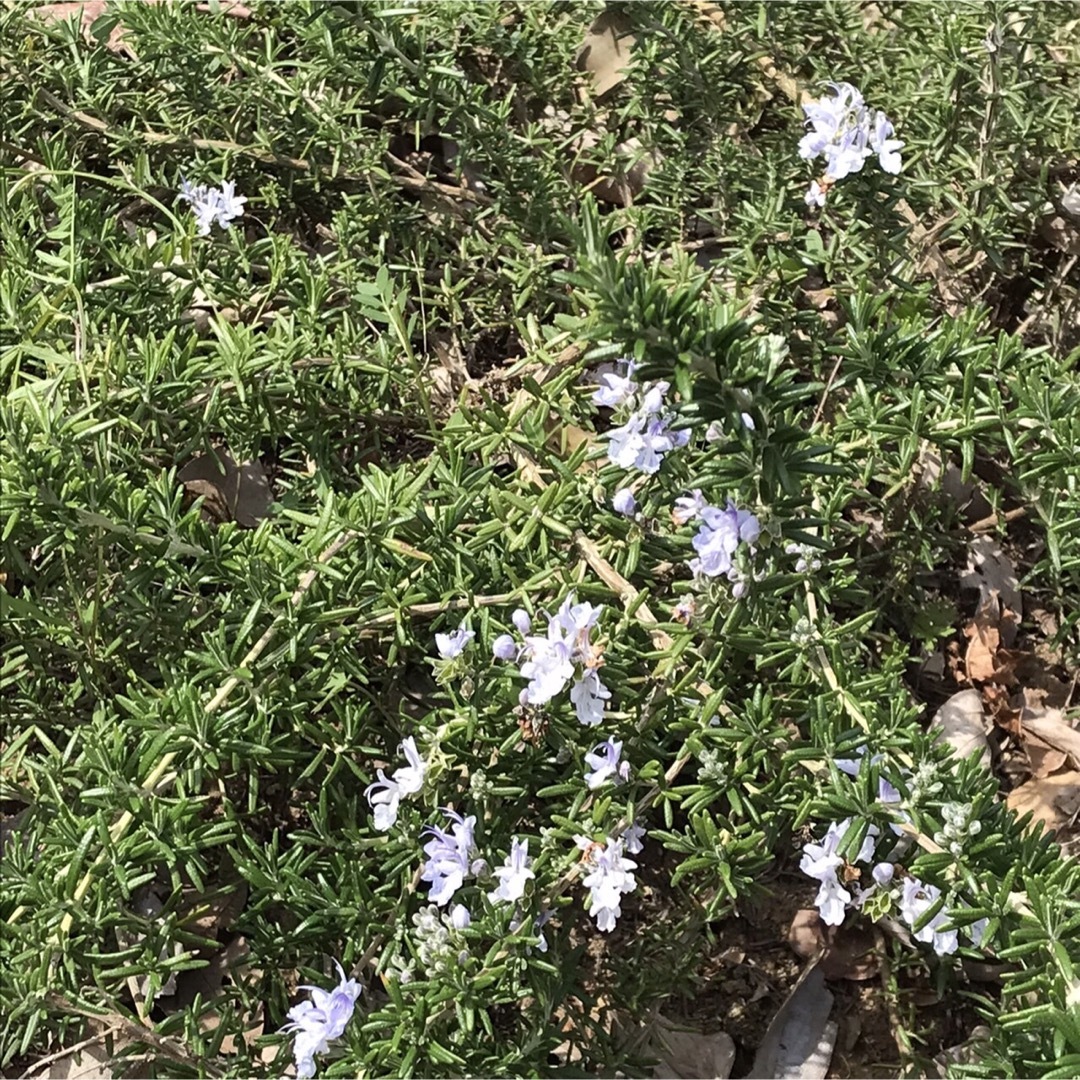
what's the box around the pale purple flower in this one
[435,626,474,659]
[534,908,554,953]
[492,633,518,661]
[899,878,958,956]
[612,488,637,516]
[872,862,894,887]
[799,82,902,187]
[393,736,426,796]
[421,809,477,906]
[689,500,760,580]
[623,822,646,855]
[816,875,853,926]
[605,382,686,474]
[592,359,638,408]
[450,904,471,930]
[520,631,575,705]
[672,489,707,526]
[704,420,724,443]
[489,838,535,903]
[584,738,630,789]
[640,380,670,415]
[869,110,904,174]
[553,595,603,647]
[799,818,873,927]
[740,411,756,431]
[512,609,532,635]
[213,179,247,228]
[178,177,245,235]
[805,180,827,208]
[570,669,610,727]
[282,961,362,1079]
[364,769,401,832]
[581,837,637,932]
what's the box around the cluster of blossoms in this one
[798,82,903,207]
[800,816,883,926]
[492,597,610,726]
[421,808,481,907]
[594,360,690,475]
[281,962,362,1079]
[584,737,630,789]
[673,490,761,595]
[577,835,640,932]
[178,178,246,235]
[800,759,988,956]
[363,736,427,831]
[408,903,471,981]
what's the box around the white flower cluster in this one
[492,597,610,726]
[799,817,882,926]
[577,835,639,932]
[411,903,471,979]
[281,962,362,1080]
[178,178,246,236]
[593,360,690,474]
[798,82,903,207]
[934,801,982,856]
[363,736,427,831]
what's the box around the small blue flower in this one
[584,738,630,790]
[281,961,361,1079]
[178,177,246,236]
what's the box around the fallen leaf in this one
[1019,706,1080,769]
[1007,770,1080,837]
[962,594,1001,682]
[751,965,836,1079]
[787,910,879,981]
[576,8,636,98]
[648,1015,735,1080]
[930,690,992,770]
[960,536,1021,651]
[177,448,272,528]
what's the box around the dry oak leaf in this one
[1007,770,1080,839]
[576,8,636,98]
[930,689,992,771]
[177,448,272,528]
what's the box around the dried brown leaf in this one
[177,448,272,529]
[787,909,880,981]
[576,8,636,99]
[1007,770,1080,837]
[1020,707,1080,769]
[648,1016,735,1079]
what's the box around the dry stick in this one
[38,529,358,937]
[45,995,220,1077]
[19,1027,120,1079]
[31,86,487,207]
